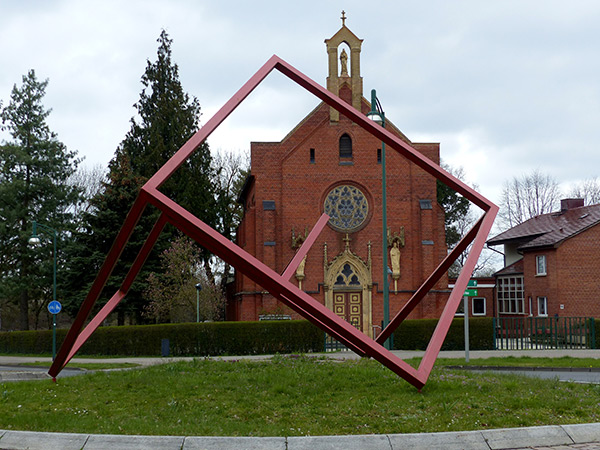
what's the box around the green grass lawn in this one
[1,355,600,437]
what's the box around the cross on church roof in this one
[341,10,347,26]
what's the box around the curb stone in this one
[183,436,285,449]
[0,430,88,450]
[287,434,391,449]
[0,424,598,450]
[388,430,488,449]
[562,423,600,446]
[481,425,573,449]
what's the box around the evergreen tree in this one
[437,162,471,248]
[60,153,150,322]
[116,29,218,257]
[117,30,216,211]
[63,30,218,324]
[437,162,499,277]
[0,70,80,330]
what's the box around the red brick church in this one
[228,19,449,337]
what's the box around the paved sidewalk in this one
[0,423,599,449]
[3,348,600,368]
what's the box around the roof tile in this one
[488,203,600,250]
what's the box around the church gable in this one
[231,13,450,329]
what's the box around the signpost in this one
[463,280,478,363]
[48,300,62,361]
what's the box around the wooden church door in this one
[333,291,363,329]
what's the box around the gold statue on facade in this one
[387,227,405,292]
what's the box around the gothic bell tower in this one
[324,11,364,122]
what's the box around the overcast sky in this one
[1,0,599,207]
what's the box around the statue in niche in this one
[291,227,309,289]
[390,240,401,278]
[340,48,349,76]
[296,256,307,290]
[388,227,405,292]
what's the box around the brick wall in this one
[519,224,600,318]
[233,96,449,325]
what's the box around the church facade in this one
[229,20,449,337]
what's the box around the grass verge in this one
[1,355,600,436]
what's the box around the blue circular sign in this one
[48,300,62,315]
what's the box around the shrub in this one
[0,320,323,356]
[392,317,494,351]
[0,317,494,356]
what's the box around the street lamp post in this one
[195,283,202,323]
[367,89,391,350]
[28,221,59,360]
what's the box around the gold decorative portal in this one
[323,235,373,337]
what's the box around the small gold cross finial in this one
[343,233,351,250]
[341,10,347,26]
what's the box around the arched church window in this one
[334,263,361,287]
[339,134,352,159]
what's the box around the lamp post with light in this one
[28,221,59,360]
[367,89,391,350]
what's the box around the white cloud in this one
[1,0,600,208]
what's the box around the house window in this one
[455,298,486,316]
[455,301,464,316]
[419,199,433,210]
[472,298,486,316]
[497,276,525,314]
[377,148,381,164]
[310,148,315,164]
[536,255,547,276]
[339,133,352,159]
[537,297,548,317]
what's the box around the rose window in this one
[323,185,369,232]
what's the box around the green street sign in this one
[464,289,478,297]
[467,280,478,287]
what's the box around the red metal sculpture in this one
[49,56,497,389]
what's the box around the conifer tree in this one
[63,30,218,324]
[60,153,150,322]
[437,162,471,248]
[116,29,218,256]
[0,70,80,330]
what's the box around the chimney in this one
[561,198,584,212]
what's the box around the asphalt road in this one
[0,364,83,381]
[474,368,600,383]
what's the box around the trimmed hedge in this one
[0,317,494,356]
[0,320,323,356]
[392,318,494,351]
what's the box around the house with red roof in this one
[487,199,600,318]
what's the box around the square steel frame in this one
[49,55,497,389]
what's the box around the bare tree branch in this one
[498,169,561,230]
[569,176,600,206]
